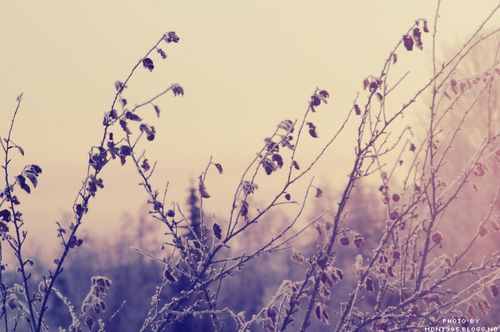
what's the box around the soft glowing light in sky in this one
[1,1,499,250]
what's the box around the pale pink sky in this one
[1,1,499,251]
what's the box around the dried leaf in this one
[142,57,154,71]
[478,226,489,238]
[141,159,150,172]
[311,96,321,107]
[423,20,429,33]
[199,181,210,198]
[242,181,258,195]
[354,104,361,115]
[30,165,42,175]
[467,305,477,319]
[285,193,291,201]
[172,85,184,96]
[164,269,178,283]
[119,119,132,135]
[477,298,490,315]
[114,80,124,92]
[278,119,294,132]
[153,104,161,117]
[403,35,414,51]
[315,305,322,321]
[363,79,370,90]
[388,266,396,277]
[353,234,366,248]
[321,307,330,325]
[22,183,31,194]
[125,111,142,122]
[214,163,223,174]
[490,285,498,297]
[413,27,421,39]
[157,48,167,59]
[109,109,118,120]
[272,154,283,168]
[0,210,11,222]
[307,122,318,138]
[339,237,349,246]
[16,145,24,156]
[315,223,323,235]
[213,223,222,240]
[317,254,328,269]
[85,317,95,331]
[366,278,374,292]
[490,214,500,231]
[431,232,443,243]
[291,250,304,264]
[315,188,323,198]
[292,160,300,170]
[240,201,249,216]
[120,145,132,156]
[164,31,180,43]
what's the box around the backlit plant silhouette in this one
[2,3,500,332]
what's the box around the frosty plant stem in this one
[1,94,40,330]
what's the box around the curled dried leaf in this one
[153,104,161,117]
[307,122,318,138]
[85,317,95,331]
[363,79,370,90]
[477,298,490,315]
[142,58,154,71]
[423,20,429,33]
[157,48,167,59]
[354,104,361,115]
[272,154,283,168]
[240,201,249,216]
[278,119,294,132]
[403,35,414,51]
[164,269,178,283]
[339,237,349,246]
[172,85,184,96]
[478,226,489,238]
[141,159,150,172]
[291,250,304,264]
[125,111,142,122]
[353,234,365,248]
[213,223,222,240]
[199,181,210,198]
[164,31,180,43]
[315,223,323,235]
[119,119,132,135]
[214,163,223,174]
[432,232,443,243]
[366,278,374,292]
[490,284,498,297]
